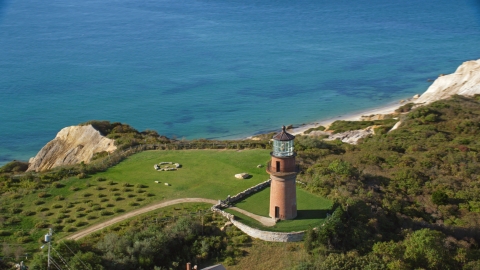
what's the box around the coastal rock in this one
[415,59,480,104]
[27,125,117,172]
[325,126,375,145]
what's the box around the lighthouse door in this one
[275,206,279,218]
[276,161,280,172]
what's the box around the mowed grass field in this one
[229,187,333,232]
[0,149,270,249]
[0,149,332,251]
[93,149,271,200]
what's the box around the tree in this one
[403,229,451,269]
[431,190,448,205]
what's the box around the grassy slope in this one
[231,187,333,231]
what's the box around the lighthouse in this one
[267,126,298,220]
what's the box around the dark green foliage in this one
[304,125,326,134]
[329,118,398,133]
[297,96,480,269]
[431,190,448,205]
[0,160,28,173]
[395,102,415,113]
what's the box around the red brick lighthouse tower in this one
[267,126,298,220]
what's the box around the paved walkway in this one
[66,198,274,240]
[229,207,276,226]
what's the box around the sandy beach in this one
[288,98,409,136]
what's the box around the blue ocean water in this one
[0,0,479,165]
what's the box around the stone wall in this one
[227,179,271,203]
[231,219,305,242]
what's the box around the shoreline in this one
[255,98,411,138]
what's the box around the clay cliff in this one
[27,125,117,172]
[415,59,480,104]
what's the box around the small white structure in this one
[235,173,250,179]
[165,183,170,186]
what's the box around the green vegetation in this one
[27,203,252,270]
[0,149,270,256]
[304,125,326,134]
[328,118,398,133]
[295,95,480,268]
[232,187,332,231]
[3,95,480,269]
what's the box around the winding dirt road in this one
[66,198,274,241]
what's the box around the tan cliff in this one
[415,59,480,104]
[27,125,117,172]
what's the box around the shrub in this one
[70,186,79,191]
[75,221,88,227]
[52,204,63,209]
[33,200,45,205]
[100,210,113,216]
[37,192,48,198]
[64,226,76,232]
[432,190,448,205]
[8,217,21,224]
[23,210,36,216]
[53,182,64,188]
[77,173,87,179]
[36,207,48,212]
[86,214,98,220]
[135,197,144,202]
[113,208,124,213]
[100,198,109,202]
[128,202,139,207]
[108,180,115,185]
[127,194,136,198]
[17,236,31,244]
[10,208,22,214]
[0,230,11,236]
[34,222,49,229]
[96,177,107,182]
[55,195,65,201]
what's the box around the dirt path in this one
[66,198,218,241]
[229,207,275,226]
[66,198,275,240]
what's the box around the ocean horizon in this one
[1,0,480,166]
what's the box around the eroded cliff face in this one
[415,59,480,104]
[27,125,117,172]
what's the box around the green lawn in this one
[231,187,333,232]
[93,149,271,200]
[0,149,271,249]
[0,149,332,252]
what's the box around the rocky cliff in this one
[415,59,480,104]
[27,125,117,172]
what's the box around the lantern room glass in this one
[272,139,294,157]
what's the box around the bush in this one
[0,230,11,236]
[432,190,448,205]
[55,195,65,201]
[34,222,49,229]
[96,177,107,182]
[23,210,36,216]
[17,236,31,244]
[75,221,88,227]
[37,192,49,198]
[78,172,87,179]
[10,208,22,214]
[52,204,63,209]
[33,200,45,205]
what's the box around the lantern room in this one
[272,126,295,157]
